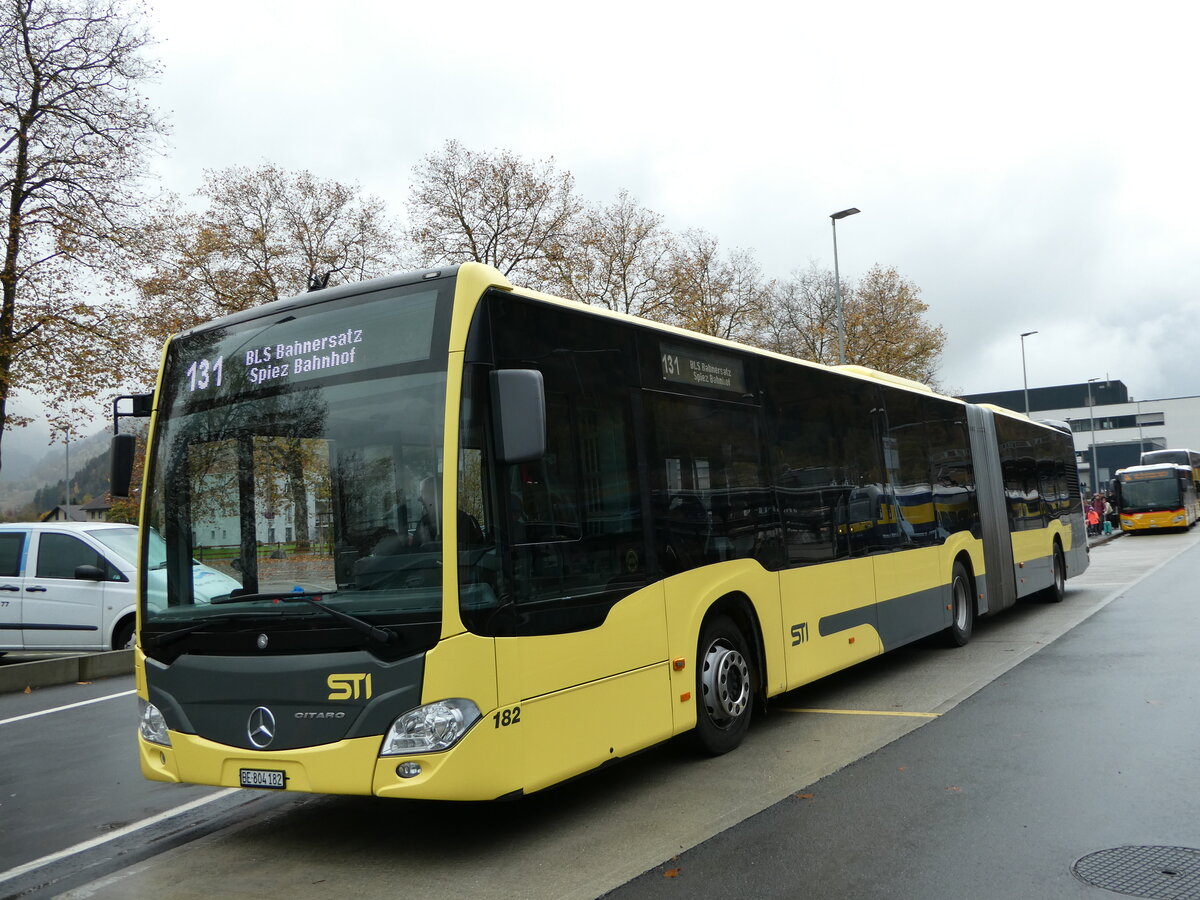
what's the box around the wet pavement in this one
[606,532,1200,899]
[23,527,1193,900]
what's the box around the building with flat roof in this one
[961,380,1200,496]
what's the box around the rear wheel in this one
[1042,544,1066,603]
[692,614,755,756]
[941,561,974,647]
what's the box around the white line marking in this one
[0,689,136,727]
[0,789,239,885]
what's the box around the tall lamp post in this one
[830,207,860,365]
[1087,377,1101,496]
[63,425,71,514]
[1020,331,1038,415]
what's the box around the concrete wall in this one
[0,650,133,694]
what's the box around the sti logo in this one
[327,673,373,700]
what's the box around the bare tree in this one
[761,262,841,361]
[545,190,674,321]
[405,140,582,285]
[664,229,770,343]
[130,164,404,363]
[0,0,166,472]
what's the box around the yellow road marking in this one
[777,707,939,719]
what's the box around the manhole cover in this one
[1074,846,1200,898]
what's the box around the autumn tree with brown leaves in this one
[763,262,946,385]
[0,0,165,474]
[663,229,771,343]
[399,142,945,384]
[129,164,404,367]
[544,190,674,320]
[406,140,582,286]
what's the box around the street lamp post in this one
[830,207,860,366]
[63,425,71,513]
[1087,377,1101,496]
[1020,331,1038,415]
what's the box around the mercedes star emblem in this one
[247,706,276,748]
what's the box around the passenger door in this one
[22,531,118,651]
[0,530,30,650]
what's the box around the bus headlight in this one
[380,699,481,755]
[138,698,172,747]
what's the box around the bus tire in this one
[941,561,974,647]
[112,617,135,651]
[692,614,754,756]
[1042,544,1066,603]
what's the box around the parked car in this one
[0,522,240,653]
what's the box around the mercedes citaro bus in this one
[112,262,1088,800]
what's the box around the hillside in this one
[0,428,112,520]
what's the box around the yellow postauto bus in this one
[1139,448,1200,497]
[114,263,1089,800]
[1113,463,1199,532]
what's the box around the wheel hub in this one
[701,640,750,724]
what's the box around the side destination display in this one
[660,341,747,393]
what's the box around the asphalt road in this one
[607,533,1200,898]
[0,529,1193,899]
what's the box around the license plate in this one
[240,768,286,789]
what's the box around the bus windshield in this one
[141,279,451,658]
[1118,472,1183,512]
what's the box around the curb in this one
[1088,530,1123,548]
[0,649,133,694]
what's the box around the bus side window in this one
[647,394,773,574]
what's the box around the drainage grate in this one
[1073,846,1200,899]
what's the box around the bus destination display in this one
[660,341,746,393]
[176,288,438,400]
[1124,469,1173,481]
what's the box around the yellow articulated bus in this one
[1113,463,1199,532]
[114,263,1088,801]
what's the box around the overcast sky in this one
[28,0,1200,447]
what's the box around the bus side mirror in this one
[490,369,546,464]
[111,432,138,497]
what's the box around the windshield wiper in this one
[211,591,398,645]
[146,613,275,649]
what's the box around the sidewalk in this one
[1087,524,1122,548]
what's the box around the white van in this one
[0,522,240,653]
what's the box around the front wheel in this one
[691,614,755,756]
[940,561,975,647]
